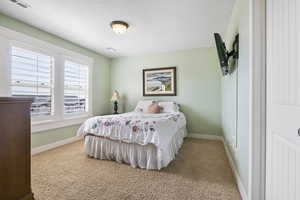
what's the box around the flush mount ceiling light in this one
[9,0,31,8]
[110,21,129,34]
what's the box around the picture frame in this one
[143,67,177,96]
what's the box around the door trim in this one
[249,0,266,199]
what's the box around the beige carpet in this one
[31,138,241,200]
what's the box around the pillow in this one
[134,100,156,113]
[147,103,162,114]
[158,102,180,113]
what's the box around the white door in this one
[266,0,300,199]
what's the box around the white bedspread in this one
[77,112,187,169]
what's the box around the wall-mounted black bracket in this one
[226,34,239,61]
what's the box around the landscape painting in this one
[143,67,176,96]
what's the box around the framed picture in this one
[143,67,177,96]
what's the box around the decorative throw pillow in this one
[134,100,156,113]
[147,103,162,114]
[158,102,180,113]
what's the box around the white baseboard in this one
[188,133,223,141]
[222,139,248,200]
[31,136,82,156]
[188,133,247,200]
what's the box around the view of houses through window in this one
[11,46,53,117]
[10,46,89,119]
[64,60,88,114]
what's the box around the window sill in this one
[31,115,92,133]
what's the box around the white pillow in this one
[134,100,157,113]
[158,102,180,113]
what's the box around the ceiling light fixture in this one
[9,0,31,8]
[110,21,129,34]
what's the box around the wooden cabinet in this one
[0,97,34,200]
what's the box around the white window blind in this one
[64,60,89,114]
[11,46,54,117]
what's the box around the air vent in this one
[9,0,31,8]
[106,47,117,53]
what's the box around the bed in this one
[77,101,187,170]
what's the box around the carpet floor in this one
[31,138,241,200]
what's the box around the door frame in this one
[249,0,266,199]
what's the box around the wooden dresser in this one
[0,97,34,200]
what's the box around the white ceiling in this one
[0,0,235,57]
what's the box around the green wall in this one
[0,13,111,148]
[222,0,250,194]
[31,125,81,148]
[110,48,222,135]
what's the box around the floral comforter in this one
[77,112,186,147]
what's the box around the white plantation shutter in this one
[64,60,89,114]
[11,46,54,117]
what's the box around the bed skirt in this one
[84,127,187,170]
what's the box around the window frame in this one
[62,56,92,118]
[0,26,94,133]
[10,41,56,122]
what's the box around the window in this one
[11,46,54,117]
[0,27,93,132]
[64,60,89,114]
[10,46,91,123]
